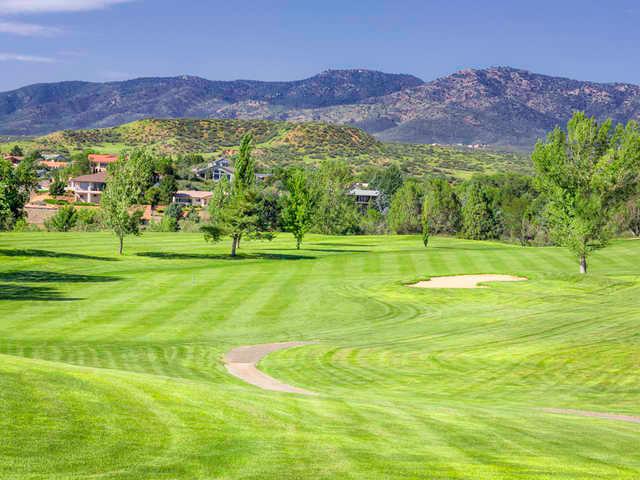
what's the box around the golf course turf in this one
[0,232,638,479]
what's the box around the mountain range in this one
[2,67,640,149]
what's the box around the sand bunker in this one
[543,408,640,424]
[224,342,317,395]
[409,274,527,289]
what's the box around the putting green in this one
[0,232,638,479]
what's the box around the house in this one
[192,158,234,181]
[42,153,68,162]
[192,158,271,183]
[69,172,107,203]
[172,190,213,207]
[39,160,67,170]
[348,184,381,211]
[88,154,118,173]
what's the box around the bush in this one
[75,208,102,231]
[359,208,386,235]
[49,178,67,196]
[45,205,78,232]
[12,218,40,232]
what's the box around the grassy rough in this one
[0,232,638,479]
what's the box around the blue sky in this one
[1,0,639,91]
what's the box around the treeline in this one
[2,113,640,272]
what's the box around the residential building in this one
[69,172,107,203]
[39,160,67,170]
[89,154,118,173]
[42,153,68,162]
[192,158,234,181]
[192,158,271,183]
[348,184,381,211]
[173,190,213,207]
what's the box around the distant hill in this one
[7,118,531,179]
[2,67,640,149]
[0,70,423,135]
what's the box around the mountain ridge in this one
[2,66,640,148]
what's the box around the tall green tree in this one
[388,181,423,234]
[202,135,274,256]
[624,197,640,237]
[9,145,23,156]
[422,178,461,237]
[310,159,360,235]
[369,164,404,211]
[68,150,93,177]
[0,156,37,230]
[282,169,315,249]
[532,112,640,273]
[461,179,502,240]
[100,154,147,254]
[234,134,255,191]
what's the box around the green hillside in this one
[0,232,638,478]
[3,118,531,178]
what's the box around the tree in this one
[100,156,146,254]
[388,181,423,234]
[0,156,37,230]
[422,178,461,236]
[234,134,255,191]
[9,145,23,156]
[281,169,315,249]
[68,150,92,177]
[202,134,274,256]
[45,205,78,232]
[532,112,640,273]
[625,197,640,237]
[461,179,502,240]
[310,159,360,235]
[158,175,178,205]
[369,164,404,211]
[49,175,67,196]
[161,203,182,232]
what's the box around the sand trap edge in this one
[408,274,528,289]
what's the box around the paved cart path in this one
[224,342,318,395]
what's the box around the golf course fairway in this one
[0,232,638,479]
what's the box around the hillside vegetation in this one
[6,118,531,178]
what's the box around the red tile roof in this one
[88,154,118,164]
[39,160,67,169]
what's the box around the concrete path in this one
[224,342,317,395]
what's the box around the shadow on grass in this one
[136,251,315,261]
[260,247,369,254]
[0,249,117,262]
[0,284,81,301]
[310,242,375,247]
[0,271,120,283]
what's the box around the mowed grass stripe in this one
[0,232,639,479]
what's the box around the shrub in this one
[76,208,102,231]
[45,205,78,232]
[49,178,67,196]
